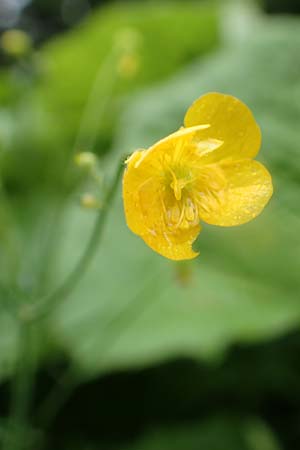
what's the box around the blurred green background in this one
[0,0,300,449]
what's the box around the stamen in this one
[175,204,186,229]
[172,179,182,201]
[169,167,185,201]
[185,204,195,222]
[194,189,223,215]
[171,204,181,223]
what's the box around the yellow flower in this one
[122,92,273,261]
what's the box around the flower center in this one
[162,167,199,230]
[166,196,198,231]
[170,177,187,201]
[169,167,193,201]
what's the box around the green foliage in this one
[36,1,218,145]
[0,312,17,380]
[22,1,218,162]
[0,1,219,381]
[0,1,219,211]
[49,15,300,379]
[126,417,280,450]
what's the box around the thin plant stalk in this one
[2,39,127,450]
[2,321,35,450]
[32,158,124,320]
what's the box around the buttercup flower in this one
[122,92,273,260]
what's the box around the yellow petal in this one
[123,160,201,260]
[123,148,157,236]
[123,149,176,238]
[198,160,273,226]
[184,92,261,162]
[123,142,202,260]
[141,224,201,261]
[123,127,209,237]
[148,123,210,151]
[138,126,210,173]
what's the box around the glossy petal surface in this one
[184,92,261,163]
[142,224,200,261]
[123,149,150,236]
[198,160,273,226]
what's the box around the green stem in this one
[28,45,123,320]
[3,321,35,450]
[0,284,19,319]
[11,324,33,426]
[31,47,120,298]
[74,47,120,153]
[36,366,78,430]
[32,158,125,320]
[0,43,126,450]
[2,157,124,449]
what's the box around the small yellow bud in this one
[1,29,32,58]
[80,193,101,209]
[114,27,142,53]
[117,53,139,79]
[74,152,97,169]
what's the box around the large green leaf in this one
[50,15,300,378]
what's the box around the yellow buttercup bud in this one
[1,29,32,58]
[114,27,142,54]
[74,152,97,169]
[117,53,139,79]
[80,193,101,210]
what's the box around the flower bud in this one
[74,152,97,170]
[1,29,32,58]
[117,53,139,79]
[80,193,101,209]
[114,27,142,54]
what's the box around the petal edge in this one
[184,92,261,162]
[198,159,273,227]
